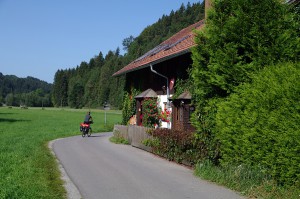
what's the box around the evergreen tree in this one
[84,68,100,108]
[52,70,68,107]
[98,51,115,105]
[88,58,96,69]
[190,0,300,162]
[122,35,135,52]
[192,0,300,99]
[95,51,105,68]
[109,56,125,109]
[68,76,84,108]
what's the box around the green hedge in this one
[122,88,139,125]
[216,62,300,185]
[141,98,159,128]
[147,128,206,165]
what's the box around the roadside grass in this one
[0,107,121,199]
[109,135,129,145]
[109,128,129,145]
[194,160,300,199]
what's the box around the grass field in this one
[0,107,122,199]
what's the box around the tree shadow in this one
[0,112,15,115]
[0,112,30,123]
[0,118,30,123]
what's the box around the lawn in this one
[0,107,122,199]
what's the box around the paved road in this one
[52,132,243,199]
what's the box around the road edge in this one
[48,139,82,199]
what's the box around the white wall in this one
[157,95,172,129]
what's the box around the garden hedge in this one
[216,62,300,185]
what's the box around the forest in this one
[51,2,205,109]
[0,73,52,107]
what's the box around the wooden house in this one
[112,0,214,130]
[113,18,205,130]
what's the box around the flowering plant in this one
[141,98,159,128]
[160,109,171,122]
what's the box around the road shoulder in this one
[48,139,82,199]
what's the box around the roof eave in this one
[112,48,192,77]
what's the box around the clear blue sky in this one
[0,0,202,83]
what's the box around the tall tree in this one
[122,35,135,52]
[95,51,105,68]
[192,0,300,100]
[52,70,68,107]
[190,0,300,162]
[68,76,84,108]
[84,68,100,108]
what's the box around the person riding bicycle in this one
[84,111,93,124]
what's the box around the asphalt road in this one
[52,132,243,199]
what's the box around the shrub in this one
[141,98,159,128]
[122,88,139,125]
[148,128,206,165]
[216,62,300,185]
[190,0,300,167]
[110,129,129,145]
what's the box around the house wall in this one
[125,53,193,130]
[125,53,192,94]
[157,94,172,128]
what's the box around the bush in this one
[148,128,206,165]
[122,88,139,125]
[141,98,159,128]
[216,62,300,185]
[110,129,129,145]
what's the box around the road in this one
[52,132,243,199]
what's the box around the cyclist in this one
[84,111,93,124]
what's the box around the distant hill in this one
[0,73,53,107]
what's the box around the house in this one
[113,16,205,130]
[112,0,214,130]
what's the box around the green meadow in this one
[0,107,121,199]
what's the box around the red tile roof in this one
[113,19,205,76]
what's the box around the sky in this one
[0,0,202,83]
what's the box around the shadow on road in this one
[82,135,102,138]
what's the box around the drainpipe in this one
[150,64,170,128]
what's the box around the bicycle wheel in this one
[82,128,86,137]
[88,128,92,137]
